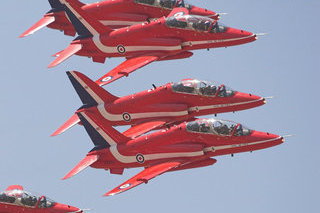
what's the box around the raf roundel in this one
[122,113,131,122]
[119,183,132,189]
[173,11,185,17]
[136,154,145,164]
[117,45,126,54]
[101,76,113,82]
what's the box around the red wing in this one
[104,161,182,196]
[96,55,160,86]
[19,16,55,38]
[167,7,189,17]
[6,185,23,192]
[123,120,167,139]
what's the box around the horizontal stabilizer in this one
[62,154,98,180]
[19,16,55,38]
[48,43,82,68]
[51,113,80,136]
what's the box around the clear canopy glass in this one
[134,0,192,9]
[186,119,252,136]
[166,15,229,33]
[172,79,235,97]
[166,15,214,32]
[0,189,55,208]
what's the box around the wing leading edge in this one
[96,55,160,86]
[104,161,182,196]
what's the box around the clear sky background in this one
[1,0,319,212]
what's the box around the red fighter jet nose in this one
[189,6,219,20]
[233,92,266,107]
[250,131,284,148]
[52,203,80,212]
[227,27,254,38]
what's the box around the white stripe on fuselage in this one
[97,103,188,121]
[100,20,143,26]
[81,112,204,164]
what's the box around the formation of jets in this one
[2,0,284,211]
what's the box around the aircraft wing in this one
[104,161,182,196]
[96,55,160,86]
[123,120,167,139]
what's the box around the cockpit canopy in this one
[134,0,192,10]
[171,79,235,97]
[0,189,55,208]
[166,15,228,33]
[186,119,252,136]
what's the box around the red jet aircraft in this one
[0,185,86,213]
[52,71,266,137]
[47,0,258,86]
[61,110,284,196]
[20,0,219,38]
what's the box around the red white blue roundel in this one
[173,11,185,17]
[119,183,131,189]
[136,154,145,164]
[122,113,131,122]
[101,76,113,82]
[117,45,126,54]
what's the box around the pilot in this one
[38,196,47,208]
[0,193,16,203]
[160,0,174,8]
[21,194,37,207]
[201,85,217,96]
[174,83,195,93]
[199,122,210,133]
[187,122,200,132]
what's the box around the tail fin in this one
[58,0,112,37]
[77,111,129,148]
[67,71,118,106]
[48,0,84,12]
[51,71,118,137]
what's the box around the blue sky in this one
[1,0,319,212]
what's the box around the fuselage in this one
[80,79,265,127]
[46,0,218,36]
[74,14,256,60]
[89,118,283,170]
